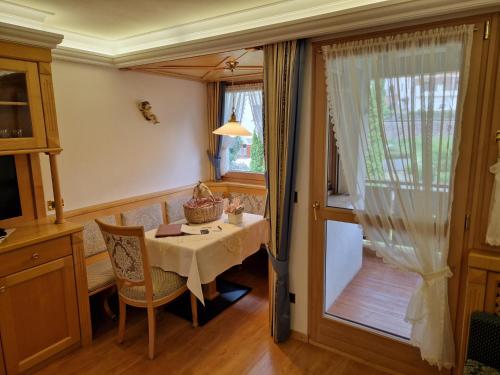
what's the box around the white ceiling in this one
[5,0,288,40]
[0,0,392,55]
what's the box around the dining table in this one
[144,212,269,305]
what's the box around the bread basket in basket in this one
[183,182,223,224]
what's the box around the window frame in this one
[220,80,265,184]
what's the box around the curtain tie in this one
[420,266,453,284]
[406,266,453,324]
[266,247,288,277]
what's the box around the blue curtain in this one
[264,39,305,342]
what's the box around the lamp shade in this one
[213,111,252,137]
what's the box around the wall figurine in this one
[138,101,160,124]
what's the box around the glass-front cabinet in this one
[0,58,46,150]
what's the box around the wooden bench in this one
[64,182,266,343]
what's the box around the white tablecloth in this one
[144,213,269,304]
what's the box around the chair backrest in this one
[165,191,191,223]
[96,220,154,299]
[121,203,163,232]
[82,215,116,258]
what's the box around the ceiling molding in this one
[4,0,497,69]
[52,46,114,67]
[111,0,500,68]
[0,21,62,49]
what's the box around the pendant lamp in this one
[213,60,251,138]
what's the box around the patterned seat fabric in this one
[464,360,500,375]
[228,193,266,216]
[87,257,115,294]
[83,215,116,258]
[83,215,117,293]
[467,312,500,371]
[119,267,186,302]
[121,204,163,231]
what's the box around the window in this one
[328,71,460,210]
[220,83,264,177]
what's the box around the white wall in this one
[289,41,312,334]
[325,221,362,309]
[41,60,209,211]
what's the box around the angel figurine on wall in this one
[138,101,159,124]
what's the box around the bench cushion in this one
[83,215,116,258]
[87,257,115,294]
[121,204,163,232]
[464,360,500,375]
[165,191,192,223]
[119,267,186,302]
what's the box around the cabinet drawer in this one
[0,236,71,277]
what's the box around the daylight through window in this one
[220,83,264,175]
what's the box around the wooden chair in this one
[96,220,198,360]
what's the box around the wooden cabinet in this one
[0,225,84,375]
[0,257,80,374]
[457,250,500,374]
[0,58,47,151]
[0,28,79,375]
[0,338,5,375]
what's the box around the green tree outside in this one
[250,130,265,173]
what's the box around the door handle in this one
[312,201,320,221]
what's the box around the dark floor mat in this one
[165,279,251,326]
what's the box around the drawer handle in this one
[0,286,5,293]
[32,253,40,260]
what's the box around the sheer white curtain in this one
[220,89,245,175]
[248,84,264,141]
[322,25,473,369]
[220,83,263,175]
[486,141,500,245]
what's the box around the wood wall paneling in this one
[456,268,487,373]
[128,48,263,82]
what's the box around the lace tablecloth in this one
[145,213,269,304]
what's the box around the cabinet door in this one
[0,256,80,374]
[0,337,5,375]
[0,58,47,150]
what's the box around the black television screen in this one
[0,155,22,221]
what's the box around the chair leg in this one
[190,293,198,328]
[118,299,126,344]
[103,293,117,321]
[147,306,156,360]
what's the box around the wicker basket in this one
[183,183,223,224]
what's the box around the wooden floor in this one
[36,250,389,375]
[327,252,420,339]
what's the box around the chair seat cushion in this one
[87,257,115,294]
[464,359,500,375]
[120,267,186,302]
